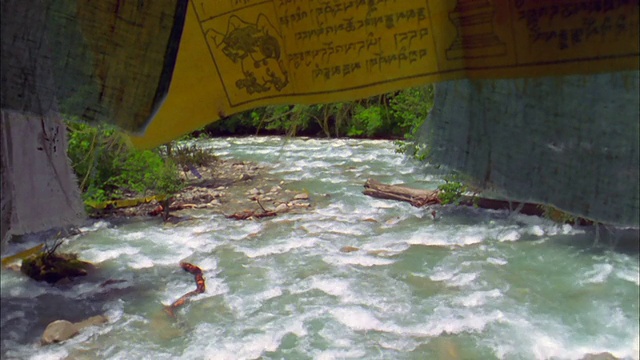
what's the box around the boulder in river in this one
[21,252,93,284]
[41,320,78,345]
[41,315,108,345]
[340,246,359,253]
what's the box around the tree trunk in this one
[160,198,171,221]
[363,179,441,207]
[363,179,592,225]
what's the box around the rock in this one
[249,188,261,195]
[41,320,79,345]
[21,253,92,284]
[238,173,252,181]
[214,186,226,191]
[100,279,127,287]
[270,186,281,193]
[367,250,393,257]
[74,315,108,331]
[340,246,359,253]
[274,203,289,213]
[293,193,309,200]
[41,315,108,345]
[6,263,21,272]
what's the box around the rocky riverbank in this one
[90,158,313,221]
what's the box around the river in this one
[1,137,638,360]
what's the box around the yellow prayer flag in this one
[130,0,639,149]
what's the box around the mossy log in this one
[21,252,92,284]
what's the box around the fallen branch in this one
[226,210,277,220]
[363,179,441,207]
[363,178,593,225]
[164,262,205,317]
[226,198,277,220]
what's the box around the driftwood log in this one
[363,179,441,207]
[226,199,277,220]
[226,209,277,220]
[363,179,592,225]
[164,262,205,317]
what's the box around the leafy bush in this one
[199,85,434,141]
[349,105,386,137]
[170,143,218,169]
[392,85,434,160]
[437,180,467,205]
[66,118,183,203]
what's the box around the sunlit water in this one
[1,137,638,360]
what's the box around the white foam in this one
[616,268,640,285]
[79,220,110,232]
[103,299,124,323]
[195,318,307,360]
[369,199,398,209]
[316,348,367,360]
[406,227,487,247]
[498,230,520,242]
[448,272,478,287]
[81,246,139,263]
[128,254,154,269]
[454,289,502,307]
[581,263,614,284]
[414,309,505,338]
[193,257,218,272]
[487,257,508,265]
[9,282,47,298]
[309,277,352,299]
[378,338,420,352]
[255,287,283,302]
[429,270,454,282]
[121,231,147,241]
[30,348,68,360]
[331,307,385,332]
[323,254,395,267]
[301,221,368,237]
[528,225,546,236]
[237,237,318,258]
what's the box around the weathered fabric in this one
[0,110,85,251]
[0,0,187,132]
[418,71,640,226]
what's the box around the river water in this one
[1,137,638,360]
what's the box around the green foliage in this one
[66,118,183,204]
[108,150,169,194]
[170,143,218,169]
[437,180,467,205]
[152,160,184,196]
[199,85,435,141]
[391,85,435,160]
[349,105,386,137]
